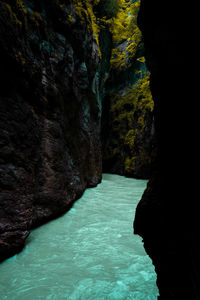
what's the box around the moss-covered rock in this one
[103,75,154,178]
[101,0,155,178]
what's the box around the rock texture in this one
[134,1,200,299]
[101,0,155,178]
[102,74,155,178]
[0,0,156,262]
[0,0,102,261]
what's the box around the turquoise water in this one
[0,174,158,300]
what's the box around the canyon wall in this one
[134,1,200,298]
[0,0,103,261]
[0,0,154,261]
[101,0,155,178]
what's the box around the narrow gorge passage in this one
[0,174,158,300]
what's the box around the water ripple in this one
[0,174,159,299]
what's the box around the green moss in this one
[73,0,102,57]
[110,47,127,69]
[108,0,142,70]
[55,0,75,23]
[71,0,141,64]
[15,51,26,65]
[68,13,75,24]
[111,76,154,114]
[3,2,22,27]
[16,0,27,15]
[3,0,31,31]
[105,75,154,176]
[125,156,136,173]
[124,129,138,149]
[30,11,42,27]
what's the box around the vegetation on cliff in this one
[103,75,154,177]
[109,0,141,70]
[63,0,154,178]
[0,0,154,179]
[0,0,154,260]
[100,0,154,178]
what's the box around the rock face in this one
[0,0,156,262]
[134,1,200,299]
[101,0,155,178]
[0,0,102,261]
[102,74,155,179]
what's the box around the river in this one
[0,174,158,299]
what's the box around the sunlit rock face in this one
[134,0,200,298]
[0,0,103,261]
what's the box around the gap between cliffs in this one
[0,0,155,267]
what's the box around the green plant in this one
[3,2,22,27]
[73,0,102,57]
[106,75,154,174]
[109,0,142,69]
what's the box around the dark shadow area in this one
[134,1,200,299]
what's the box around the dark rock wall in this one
[134,1,200,299]
[0,0,102,261]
